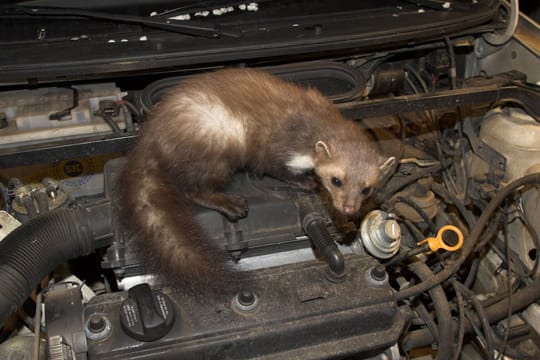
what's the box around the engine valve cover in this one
[85,255,404,359]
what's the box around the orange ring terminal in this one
[417,225,464,252]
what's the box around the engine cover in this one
[84,255,405,359]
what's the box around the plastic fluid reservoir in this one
[480,107,540,181]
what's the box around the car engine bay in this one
[0,1,540,359]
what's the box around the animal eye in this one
[331,177,342,187]
[362,186,373,195]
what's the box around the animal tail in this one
[119,156,245,296]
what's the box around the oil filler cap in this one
[119,284,175,342]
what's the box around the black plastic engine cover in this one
[102,157,332,276]
[85,255,404,359]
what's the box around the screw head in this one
[237,291,255,307]
[384,220,401,240]
[233,290,259,313]
[370,264,387,282]
[88,315,106,333]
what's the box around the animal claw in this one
[222,195,249,221]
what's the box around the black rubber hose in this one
[375,162,445,205]
[298,196,345,278]
[451,281,466,360]
[99,112,122,134]
[454,282,495,360]
[403,275,540,350]
[431,182,476,229]
[395,196,437,234]
[396,173,540,301]
[34,191,49,215]
[463,257,481,289]
[303,217,345,277]
[0,206,110,326]
[407,261,453,360]
[21,195,37,218]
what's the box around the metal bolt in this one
[237,290,255,307]
[85,314,112,341]
[384,220,401,241]
[88,315,106,333]
[233,290,259,312]
[370,264,387,282]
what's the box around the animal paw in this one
[191,192,249,221]
[220,195,249,221]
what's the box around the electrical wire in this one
[456,110,473,204]
[470,294,495,360]
[463,258,481,289]
[464,307,491,356]
[444,36,457,90]
[395,196,437,234]
[451,280,466,360]
[120,99,143,122]
[95,112,122,134]
[455,281,495,360]
[465,211,503,288]
[395,172,540,301]
[518,207,540,278]
[404,64,429,93]
[6,178,37,217]
[496,210,514,360]
[404,64,438,126]
[403,274,540,350]
[385,243,427,267]
[404,72,420,95]
[408,261,454,360]
[404,65,437,132]
[48,87,79,120]
[430,182,476,229]
[375,161,448,204]
[414,302,440,343]
[473,211,503,252]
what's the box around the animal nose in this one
[343,206,356,215]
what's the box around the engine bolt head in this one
[370,264,387,282]
[238,290,256,306]
[233,290,259,313]
[85,314,112,341]
[88,315,106,333]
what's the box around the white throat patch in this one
[286,153,315,174]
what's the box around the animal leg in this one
[191,192,248,221]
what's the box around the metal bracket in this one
[462,118,506,184]
[340,80,540,120]
[44,284,87,360]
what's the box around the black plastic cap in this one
[119,284,176,342]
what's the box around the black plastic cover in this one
[86,255,405,359]
[0,0,499,85]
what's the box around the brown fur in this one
[120,68,394,294]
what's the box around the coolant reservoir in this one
[480,107,540,181]
[480,108,540,277]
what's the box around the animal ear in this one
[379,156,396,175]
[315,140,333,160]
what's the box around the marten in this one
[120,68,395,294]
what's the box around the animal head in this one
[314,140,395,216]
